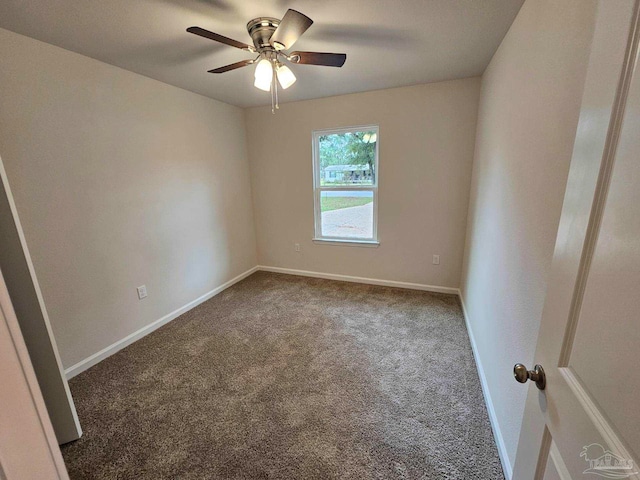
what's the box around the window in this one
[312,125,379,244]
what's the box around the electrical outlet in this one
[137,285,147,300]
[295,243,301,252]
[432,255,440,265]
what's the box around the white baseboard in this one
[64,266,259,379]
[458,290,513,480]
[257,266,459,295]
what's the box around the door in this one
[0,267,69,479]
[0,158,81,444]
[513,1,640,479]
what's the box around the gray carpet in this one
[61,272,504,479]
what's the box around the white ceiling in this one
[0,0,523,108]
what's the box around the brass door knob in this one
[513,363,546,390]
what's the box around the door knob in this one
[513,363,546,390]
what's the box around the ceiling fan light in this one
[276,64,296,89]
[254,75,272,91]
[254,58,273,81]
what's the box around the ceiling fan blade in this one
[187,26,253,51]
[269,9,313,50]
[289,51,347,67]
[208,59,254,74]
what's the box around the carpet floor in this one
[61,272,504,479]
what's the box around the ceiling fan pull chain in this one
[275,67,280,110]
[270,67,275,114]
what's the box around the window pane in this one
[319,131,376,186]
[320,191,373,239]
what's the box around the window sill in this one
[312,238,380,248]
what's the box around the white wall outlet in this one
[295,243,301,252]
[432,255,440,265]
[137,285,147,300]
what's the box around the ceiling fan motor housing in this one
[247,17,280,51]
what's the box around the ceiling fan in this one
[187,9,347,112]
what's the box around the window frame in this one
[312,125,380,245]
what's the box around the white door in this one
[513,1,640,479]
[0,267,69,479]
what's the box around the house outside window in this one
[312,125,379,244]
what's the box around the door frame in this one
[0,266,69,479]
[0,154,82,444]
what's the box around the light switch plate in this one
[137,285,147,299]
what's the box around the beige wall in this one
[0,28,257,368]
[459,0,597,473]
[246,78,480,288]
